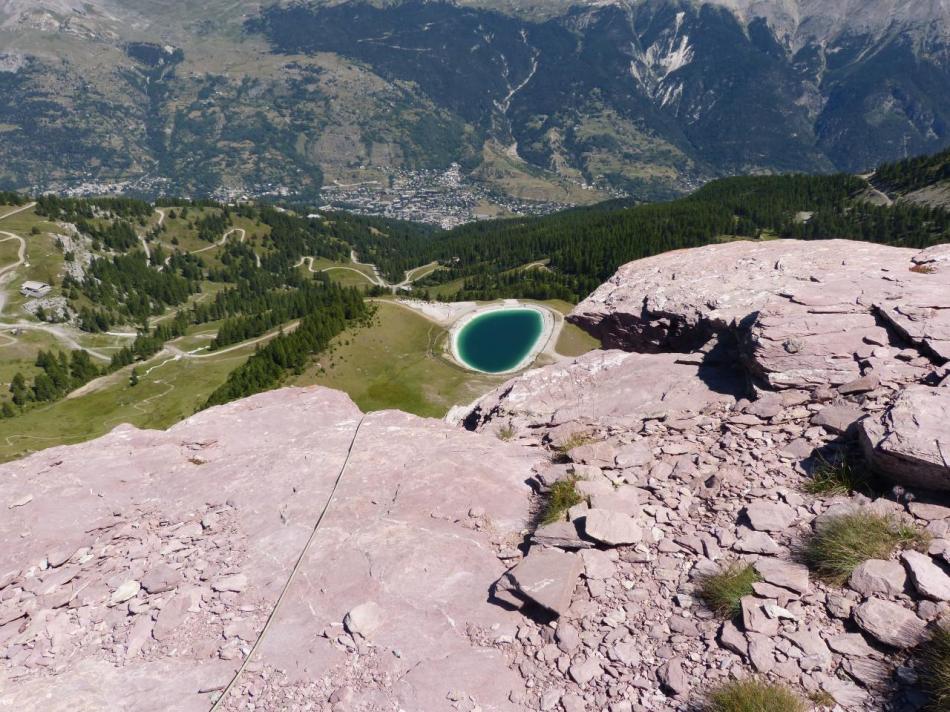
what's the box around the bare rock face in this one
[0,387,537,711]
[860,385,950,491]
[570,240,947,391]
[463,350,741,432]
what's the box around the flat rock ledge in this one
[0,387,537,711]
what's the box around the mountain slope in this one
[0,0,949,204]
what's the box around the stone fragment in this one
[733,531,780,555]
[580,509,643,546]
[853,598,929,648]
[812,406,864,435]
[532,520,594,550]
[109,580,141,605]
[746,633,774,673]
[744,502,796,532]
[657,657,689,696]
[820,676,869,708]
[849,559,907,597]
[153,593,190,641]
[838,374,880,395]
[741,596,778,636]
[785,628,832,670]
[500,548,583,616]
[568,658,601,686]
[909,502,950,521]
[719,620,747,658]
[826,633,876,657]
[344,602,384,639]
[614,443,652,468]
[754,558,809,594]
[902,550,950,601]
[141,564,182,594]
[211,573,247,593]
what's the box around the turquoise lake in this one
[456,309,544,373]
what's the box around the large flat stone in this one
[860,386,950,491]
[853,598,929,649]
[500,548,583,617]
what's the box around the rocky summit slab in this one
[0,387,538,711]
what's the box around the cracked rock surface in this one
[0,388,536,711]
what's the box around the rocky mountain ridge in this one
[1,238,949,710]
[2,0,950,201]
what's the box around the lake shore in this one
[449,302,556,375]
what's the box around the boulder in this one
[500,548,583,617]
[744,502,797,532]
[570,240,945,390]
[861,386,950,491]
[849,559,907,597]
[462,350,740,431]
[580,509,643,546]
[902,550,950,601]
[853,599,929,649]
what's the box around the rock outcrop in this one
[570,239,948,390]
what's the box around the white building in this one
[20,281,52,299]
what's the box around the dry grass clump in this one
[705,679,807,712]
[910,263,937,274]
[496,424,516,441]
[540,477,584,525]
[803,510,928,585]
[920,627,950,710]
[803,453,871,496]
[698,562,761,618]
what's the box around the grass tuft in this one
[698,562,761,618]
[921,627,950,710]
[497,424,516,441]
[540,477,584,525]
[803,510,929,585]
[808,690,837,708]
[706,679,806,712]
[910,263,937,275]
[803,453,871,496]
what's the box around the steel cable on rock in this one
[209,415,366,711]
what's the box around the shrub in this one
[803,510,928,585]
[540,477,583,525]
[699,562,761,618]
[920,626,950,709]
[706,679,806,712]
[803,453,871,496]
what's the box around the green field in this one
[303,258,378,290]
[0,342,255,463]
[294,298,601,418]
[295,301,507,418]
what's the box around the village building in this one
[20,281,52,299]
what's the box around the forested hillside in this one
[874,149,950,195]
[357,170,950,302]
